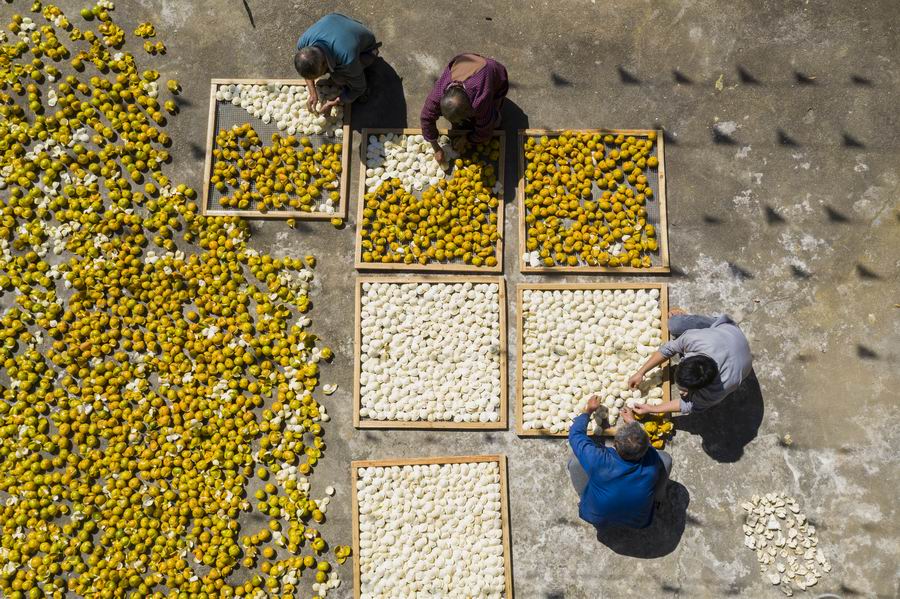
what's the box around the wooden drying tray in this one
[517,128,670,274]
[353,275,508,430]
[201,78,351,220]
[350,454,513,599]
[515,281,670,437]
[354,128,505,273]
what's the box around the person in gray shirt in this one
[627,309,753,415]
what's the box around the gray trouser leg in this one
[668,314,717,338]
[567,455,589,496]
[654,450,673,502]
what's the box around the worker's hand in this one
[433,147,445,164]
[679,387,689,398]
[627,372,644,389]
[583,394,601,414]
[620,408,635,424]
[319,98,341,118]
[306,89,320,114]
[633,403,655,416]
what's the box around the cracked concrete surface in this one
[18,0,898,597]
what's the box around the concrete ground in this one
[39,0,900,597]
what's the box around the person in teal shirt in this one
[567,396,672,529]
[295,13,380,116]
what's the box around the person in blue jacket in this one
[567,395,672,529]
[294,13,380,116]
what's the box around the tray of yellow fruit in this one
[355,128,504,272]
[518,128,669,273]
[201,78,351,220]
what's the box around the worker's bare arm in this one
[628,351,668,389]
[633,399,680,415]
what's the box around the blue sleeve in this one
[568,413,610,472]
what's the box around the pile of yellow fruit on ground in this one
[0,2,348,597]
[636,413,675,449]
[359,138,502,266]
[211,124,342,215]
[523,130,661,268]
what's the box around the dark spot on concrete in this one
[545,593,565,599]
[483,433,496,443]
[617,65,641,85]
[764,205,785,224]
[856,344,879,359]
[736,65,761,84]
[672,69,693,84]
[855,264,880,279]
[728,262,754,280]
[663,129,679,145]
[794,71,816,85]
[795,353,814,363]
[777,129,799,146]
[712,127,737,145]
[685,512,703,526]
[824,205,850,223]
[174,95,193,108]
[842,133,864,148]
[661,583,681,593]
[669,265,687,278]
[551,73,572,87]
[790,264,811,279]
[702,214,722,224]
[189,142,205,160]
[241,0,255,28]
[851,74,873,86]
[485,16,493,21]
[676,372,764,462]
[595,481,690,557]
[840,582,864,595]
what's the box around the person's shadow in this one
[351,57,407,129]
[675,370,764,462]
[500,99,529,206]
[595,481,690,558]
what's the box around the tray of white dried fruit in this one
[353,276,507,429]
[355,128,505,272]
[202,78,351,219]
[351,455,513,599]
[516,283,670,436]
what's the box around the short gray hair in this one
[614,422,650,462]
[294,47,326,78]
[440,86,473,123]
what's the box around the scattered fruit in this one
[0,3,344,596]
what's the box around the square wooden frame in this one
[517,128,670,274]
[350,454,514,599]
[354,128,505,273]
[353,275,508,430]
[201,78,351,220]
[515,282,670,437]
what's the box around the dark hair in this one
[675,355,718,390]
[614,422,650,462]
[440,86,473,123]
[294,47,326,79]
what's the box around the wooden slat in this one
[350,455,513,598]
[517,128,670,274]
[354,275,508,430]
[201,78,351,220]
[515,282,669,437]
[354,128,504,273]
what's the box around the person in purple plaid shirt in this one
[420,54,509,163]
